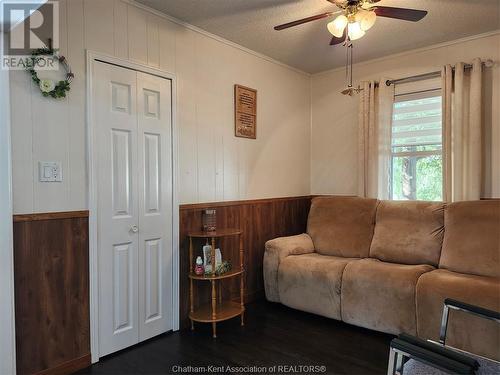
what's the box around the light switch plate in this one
[38,161,62,182]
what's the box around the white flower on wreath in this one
[39,79,55,93]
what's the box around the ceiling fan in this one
[274,0,428,45]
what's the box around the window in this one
[390,89,443,201]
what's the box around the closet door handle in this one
[130,224,139,233]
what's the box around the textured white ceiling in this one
[136,0,499,74]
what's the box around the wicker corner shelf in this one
[187,228,245,338]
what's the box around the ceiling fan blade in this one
[330,28,347,45]
[362,0,382,10]
[274,12,333,30]
[374,6,428,22]
[326,0,380,6]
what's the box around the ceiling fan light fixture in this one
[327,15,348,38]
[348,22,365,40]
[358,10,376,31]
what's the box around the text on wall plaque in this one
[234,84,257,139]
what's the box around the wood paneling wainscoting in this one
[13,211,90,375]
[12,196,312,372]
[179,196,312,329]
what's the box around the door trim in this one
[86,51,180,363]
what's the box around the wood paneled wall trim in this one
[13,210,89,222]
[14,213,90,375]
[36,354,91,375]
[179,196,313,210]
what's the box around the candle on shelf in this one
[202,209,216,232]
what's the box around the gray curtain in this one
[442,58,483,201]
[357,79,394,199]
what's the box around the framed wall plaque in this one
[234,84,257,139]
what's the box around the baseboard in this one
[35,353,91,375]
[245,289,265,303]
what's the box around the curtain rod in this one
[385,59,494,86]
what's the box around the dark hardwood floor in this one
[77,301,393,375]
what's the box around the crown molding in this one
[313,29,500,77]
[122,0,311,77]
[120,2,498,79]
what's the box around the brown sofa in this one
[263,196,500,360]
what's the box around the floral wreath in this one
[26,48,74,99]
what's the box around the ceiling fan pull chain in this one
[346,39,353,88]
[349,42,353,88]
[345,40,349,86]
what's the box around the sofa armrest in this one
[263,233,315,302]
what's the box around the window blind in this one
[392,91,442,149]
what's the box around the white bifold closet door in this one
[93,61,173,357]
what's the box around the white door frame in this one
[86,51,180,363]
[0,33,17,375]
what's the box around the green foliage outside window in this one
[392,155,442,201]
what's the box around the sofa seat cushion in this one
[369,200,444,266]
[439,200,500,278]
[307,196,379,258]
[342,258,434,335]
[278,253,358,320]
[416,269,500,361]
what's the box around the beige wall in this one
[10,0,311,214]
[10,0,499,214]
[311,32,500,198]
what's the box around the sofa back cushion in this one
[307,196,378,258]
[439,200,500,278]
[369,200,444,266]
